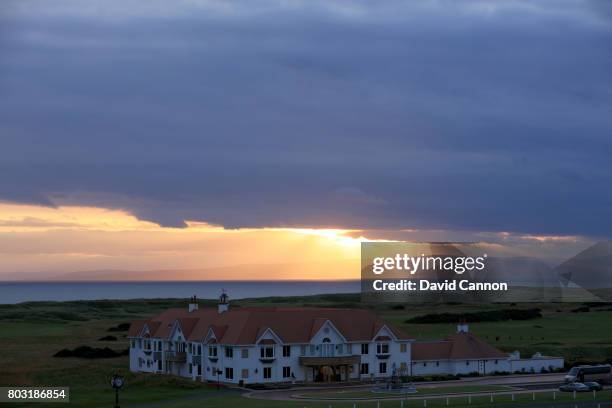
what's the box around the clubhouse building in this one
[128,293,563,384]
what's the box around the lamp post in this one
[110,374,124,408]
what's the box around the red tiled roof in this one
[447,332,507,359]
[412,332,506,360]
[129,307,412,344]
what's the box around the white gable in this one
[256,327,283,344]
[310,320,347,344]
[373,325,397,341]
[169,321,185,341]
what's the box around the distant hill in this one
[555,241,612,289]
[7,260,359,281]
[482,256,559,286]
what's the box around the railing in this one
[299,355,360,366]
[300,347,353,358]
[166,351,187,363]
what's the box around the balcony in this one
[165,351,187,363]
[299,355,360,366]
[376,353,390,359]
[259,356,276,363]
[191,355,202,365]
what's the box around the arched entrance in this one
[317,365,335,382]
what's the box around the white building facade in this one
[128,295,563,385]
[129,296,414,384]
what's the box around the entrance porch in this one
[299,355,360,382]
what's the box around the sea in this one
[0,280,361,304]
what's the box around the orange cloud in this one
[0,202,362,280]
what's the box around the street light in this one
[110,374,124,408]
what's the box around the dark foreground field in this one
[1,294,612,407]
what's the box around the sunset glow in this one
[0,202,362,280]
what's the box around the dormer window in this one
[376,343,389,355]
[208,345,217,357]
[260,346,274,359]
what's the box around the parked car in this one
[583,382,603,391]
[559,383,590,392]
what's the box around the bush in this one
[54,346,128,359]
[108,323,131,332]
[405,308,542,324]
[411,374,460,382]
[98,335,118,341]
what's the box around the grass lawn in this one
[1,295,612,407]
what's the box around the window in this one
[423,362,427,367]
[208,346,217,357]
[197,345,202,355]
[376,343,389,354]
[337,344,343,354]
[466,361,470,366]
[494,360,498,365]
[260,346,274,358]
[225,367,233,380]
[360,363,369,375]
[263,367,272,379]
[282,345,291,357]
[131,340,135,348]
[241,369,249,379]
[241,348,249,358]
[189,363,193,374]
[225,347,233,358]
[361,344,369,355]
[157,360,162,371]
[400,343,407,353]
[379,362,387,374]
[189,343,193,353]
[283,366,291,378]
[436,361,439,366]
[400,362,407,372]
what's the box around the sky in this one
[0,0,611,279]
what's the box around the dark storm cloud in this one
[0,0,611,235]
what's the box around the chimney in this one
[188,295,198,313]
[218,290,229,314]
[457,319,469,333]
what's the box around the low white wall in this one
[510,357,564,373]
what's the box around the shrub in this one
[98,335,118,341]
[54,346,128,359]
[405,308,542,324]
[108,323,131,332]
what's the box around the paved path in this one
[245,373,567,402]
